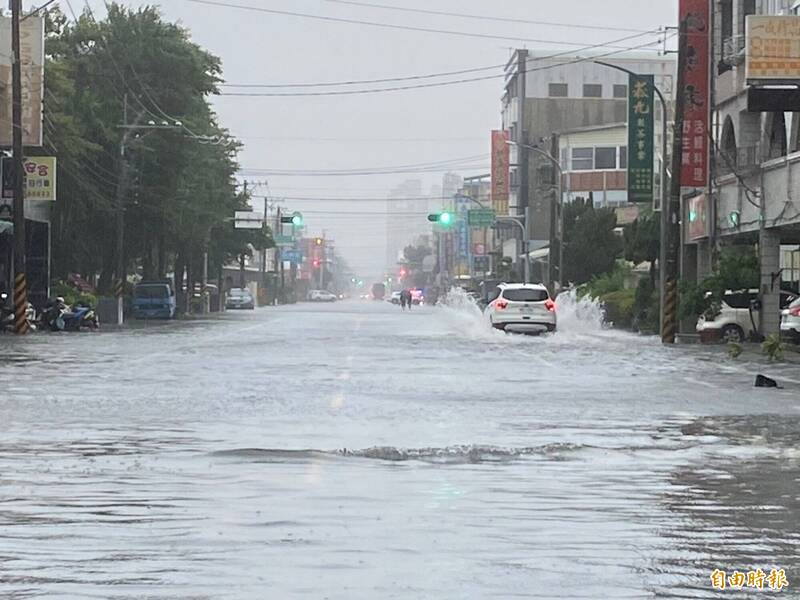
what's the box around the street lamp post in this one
[593,60,670,332]
[506,140,563,288]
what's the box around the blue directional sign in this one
[281,249,303,264]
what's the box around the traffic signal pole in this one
[11,0,28,334]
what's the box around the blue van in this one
[132,281,176,319]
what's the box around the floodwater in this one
[1,292,798,599]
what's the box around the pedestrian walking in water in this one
[400,289,412,311]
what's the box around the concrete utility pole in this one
[115,96,181,321]
[663,20,689,344]
[507,140,557,285]
[11,0,28,334]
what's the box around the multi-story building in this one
[557,122,630,209]
[683,0,800,336]
[501,50,675,286]
[385,179,423,269]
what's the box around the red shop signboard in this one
[679,0,711,188]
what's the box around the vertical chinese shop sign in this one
[627,74,654,202]
[680,0,711,188]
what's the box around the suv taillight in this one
[495,300,508,310]
[790,306,800,317]
[545,299,556,312]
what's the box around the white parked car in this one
[484,283,556,334]
[307,289,337,302]
[389,291,402,305]
[696,289,797,343]
[781,296,800,343]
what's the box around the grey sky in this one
[83,0,678,279]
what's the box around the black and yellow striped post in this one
[113,278,124,299]
[661,278,678,344]
[13,272,29,335]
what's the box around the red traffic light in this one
[399,268,408,277]
[312,259,321,268]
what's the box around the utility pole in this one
[113,96,178,321]
[11,0,28,334]
[114,94,134,313]
[319,232,326,289]
[663,20,689,344]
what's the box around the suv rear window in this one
[780,292,797,309]
[723,292,756,309]
[502,289,549,302]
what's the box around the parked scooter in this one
[39,297,99,332]
[0,292,37,332]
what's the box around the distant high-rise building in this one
[385,179,425,270]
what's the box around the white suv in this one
[485,283,557,333]
[696,289,797,343]
[781,296,800,343]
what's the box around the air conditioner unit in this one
[722,35,746,66]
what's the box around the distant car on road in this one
[781,296,800,343]
[389,291,402,305]
[410,289,424,305]
[226,287,255,310]
[308,289,337,302]
[484,283,556,334]
[696,289,797,343]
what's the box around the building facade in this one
[684,0,800,336]
[501,50,675,286]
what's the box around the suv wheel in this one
[721,324,745,343]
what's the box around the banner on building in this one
[679,0,711,188]
[2,156,57,201]
[491,130,510,215]
[454,195,471,277]
[0,17,44,147]
[746,16,800,82]
[627,74,655,202]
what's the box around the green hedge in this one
[599,289,636,329]
[51,282,97,308]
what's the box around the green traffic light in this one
[427,212,454,226]
[291,215,303,226]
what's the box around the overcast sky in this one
[78,0,678,279]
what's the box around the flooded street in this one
[1,298,799,599]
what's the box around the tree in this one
[43,4,239,296]
[623,211,660,286]
[562,197,622,285]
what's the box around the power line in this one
[242,165,488,177]
[252,194,490,202]
[322,0,651,34]
[220,63,505,89]
[241,153,489,176]
[181,0,665,51]
[219,36,669,97]
[235,136,486,142]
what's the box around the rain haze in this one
[6,1,800,598]
[88,0,678,279]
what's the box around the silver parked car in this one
[226,287,255,310]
